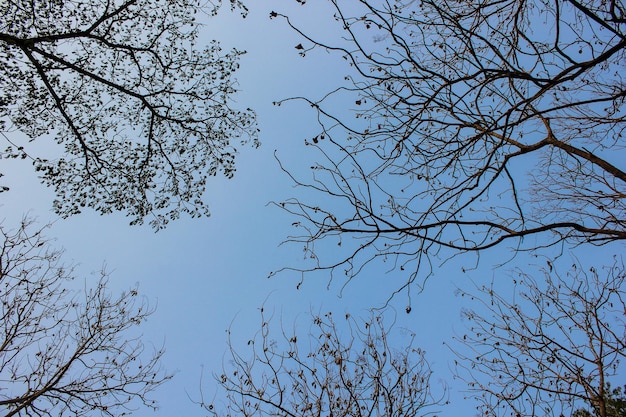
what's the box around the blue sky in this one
[1,2,623,416]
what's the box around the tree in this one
[205,309,446,417]
[0,219,171,416]
[271,0,626,290]
[574,384,626,417]
[451,259,626,417]
[0,0,258,229]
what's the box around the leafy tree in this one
[0,219,171,416]
[574,384,626,417]
[452,260,626,417]
[206,309,446,417]
[0,0,258,229]
[271,0,626,290]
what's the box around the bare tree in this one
[205,309,446,417]
[451,259,626,417]
[0,219,171,416]
[0,0,258,229]
[270,0,626,291]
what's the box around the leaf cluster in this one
[0,0,258,229]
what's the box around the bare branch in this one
[0,219,172,417]
[451,258,626,417]
[272,0,626,294]
[206,308,447,417]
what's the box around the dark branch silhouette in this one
[271,0,626,293]
[451,259,626,417]
[205,309,447,417]
[0,0,258,229]
[0,219,171,416]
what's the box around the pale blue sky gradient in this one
[1,2,622,416]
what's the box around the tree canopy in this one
[208,309,446,417]
[0,0,258,229]
[214,259,625,417]
[452,259,626,417]
[272,0,626,290]
[0,220,171,416]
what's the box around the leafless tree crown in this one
[0,220,171,416]
[207,309,447,417]
[271,0,626,291]
[452,259,626,417]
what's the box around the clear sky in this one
[1,2,622,417]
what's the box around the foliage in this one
[574,384,626,417]
[0,0,258,229]
[206,309,446,417]
[452,260,626,417]
[0,219,171,416]
[271,0,626,291]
